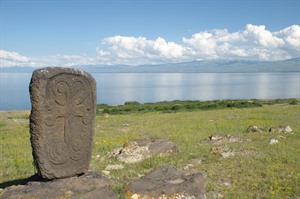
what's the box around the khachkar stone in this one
[29,67,96,179]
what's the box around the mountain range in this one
[1,58,299,73]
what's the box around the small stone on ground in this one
[125,164,206,199]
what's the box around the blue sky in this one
[1,0,299,67]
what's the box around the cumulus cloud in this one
[1,24,299,67]
[243,24,284,48]
[96,36,185,65]
[96,24,299,64]
[0,50,33,67]
[181,24,299,61]
[0,50,97,68]
[274,25,300,51]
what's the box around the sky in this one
[0,0,299,67]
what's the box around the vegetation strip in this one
[97,98,299,115]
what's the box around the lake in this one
[0,72,299,110]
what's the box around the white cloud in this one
[180,24,299,61]
[96,36,185,65]
[0,50,97,68]
[243,24,284,48]
[274,25,300,51]
[0,50,33,67]
[1,24,299,67]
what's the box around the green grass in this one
[96,98,298,115]
[0,111,34,183]
[0,100,299,198]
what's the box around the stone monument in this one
[1,67,118,198]
[29,67,96,179]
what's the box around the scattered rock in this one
[209,134,250,144]
[108,147,123,156]
[211,146,226,154]
[1,171,117,199]
[183,163,196,171]
[246,125,264,133]
[190,158,205,165]
[124,165,206,199]
[211,147,259,159]
[209,134,226,141]
[103,113,110,118]
[285,126,291,132]
[227,134,249,142]
[95,154,104,162]
[102,170,110,176]
[269,125,293,133]
[220,151,236,159]
[182,158,205,174]
[239,148,260,156]
[211,146,235,159]
[209,191,224,199]
[109,138,178,163]
[278,135,286,139]
[269,139,279,144]
[221,179,233,187]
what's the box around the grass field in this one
[0,100,299,198]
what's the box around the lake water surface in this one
[0,72,299,110]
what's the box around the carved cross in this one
[45,78,87,143]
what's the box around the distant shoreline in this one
[1,58,299,73]
[2,71,300,74]
[2,98,298,113]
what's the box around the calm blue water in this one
[0,72,299,110]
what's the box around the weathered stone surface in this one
[125,165,206,199]
[211,146,236,159]
[29,67,96,179]
[211,146,260,159]
[109,138,179,163]
[183,158,205,175]
[269,138,279,144]
[209,134,251,144]
[1,171,117,199]
[246,125,264,133]
[269,125,293,133]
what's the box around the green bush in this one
[289,99,298,105]
[171,104,182,111]
[124,101,140,106]
[95,99,297,115]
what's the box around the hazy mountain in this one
[1,58,299,73]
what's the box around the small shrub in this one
[186,104,196,110]
[103,108,110,114]
[124,101,140,106]
[289,99,298,105]
[124,107,133,112]
[154,106,169,111]
[171,104,182,111]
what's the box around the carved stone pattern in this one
[43,74,93,167]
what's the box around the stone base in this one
[1,171,117,199]
[124,165,206,199]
